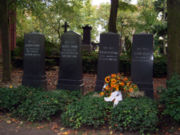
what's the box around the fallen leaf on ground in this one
[37,125,45,129]
[51,122,59,130]
[60,131,69,135]
[6,120,11,124]
[19,121,23,125]
[11,118,18,123]
[109,131,113,135]
[60,128,65,131]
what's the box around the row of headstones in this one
[22,31,153,98]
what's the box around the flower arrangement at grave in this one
[99,73,141,107]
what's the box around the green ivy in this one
[61,95,113,129]
[0,86,42,111]
[110,97,158,133]
[159,74,180,122]
[13,90,82,122]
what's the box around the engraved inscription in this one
[132,48,152,62]
[61,40,78,58]
[99,46,118,61]
[24,44,40,56]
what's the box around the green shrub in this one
[160,74,180,122]
[61,95,113,129]
[13,90,82,122]
[119,55,130,76]
[0,86,42,111]
[110,97,158,133]
[0,85,82,121]
[82,51,98,73]
[153,56,167,77]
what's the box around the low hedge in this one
[61,95,158,133]
[159,74,180,122]
[61,95,112,129]
[111,97,158,133]
[0,86,42,111]
[0,86,82,121]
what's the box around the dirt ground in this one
[1,67,179,135]
[0,66,166,94]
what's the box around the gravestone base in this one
[136,82,153,98]
[95,80,104,91]
[22,75,46,89]
[57,79,84,90]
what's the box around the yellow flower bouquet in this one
[99,73,139,98]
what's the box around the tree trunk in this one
[167,0,180,78]
[0,0,11,82]
[108,0,118,33]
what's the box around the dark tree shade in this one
[167,0,180,78]
[108,0,118,33]
[0,0,11,82]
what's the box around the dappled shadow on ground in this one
[0,67,166,95]
[0,112,180,135]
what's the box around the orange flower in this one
[133,85,138,89]
[119,82,125,86]
[111,78,117,84]
[105,85,110,90]
[105,76,110,83]
[123,77,128,81]
[110,83,117,88]
[99,92,104,96]
[115,86,119,91]
[111,74,116,78]
[126,82,130,86]
[129,88,134,93]
[117,76,121,80]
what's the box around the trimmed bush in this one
[153,56,167,77]
[159,74,180,122]
[13,90,82,122]
[0,86,42,111]
[0,85,82,121]
[82,51,98,73]
[110,97,158,133]
[61,95,113,129]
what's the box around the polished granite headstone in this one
[95,32,120,91]
[22,32,46,88]
[131,34,153,98]
[57,31,83,90]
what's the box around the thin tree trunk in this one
[167,0,180,78]
[108,0,118,33]
[0,0,11,82]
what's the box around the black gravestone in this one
[22,32,46,88]
[131,34,153,98]
[57,31,83,90]
[82,25,92,52]
[95,32,120,91]
[82,25,92,45]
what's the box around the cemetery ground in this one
[0,67,179,135]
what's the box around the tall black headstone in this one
[82,25,92,52]
[22,32,46,88]
[131,34,153,98]
[95,32,120,91]
[57,31,83,90]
